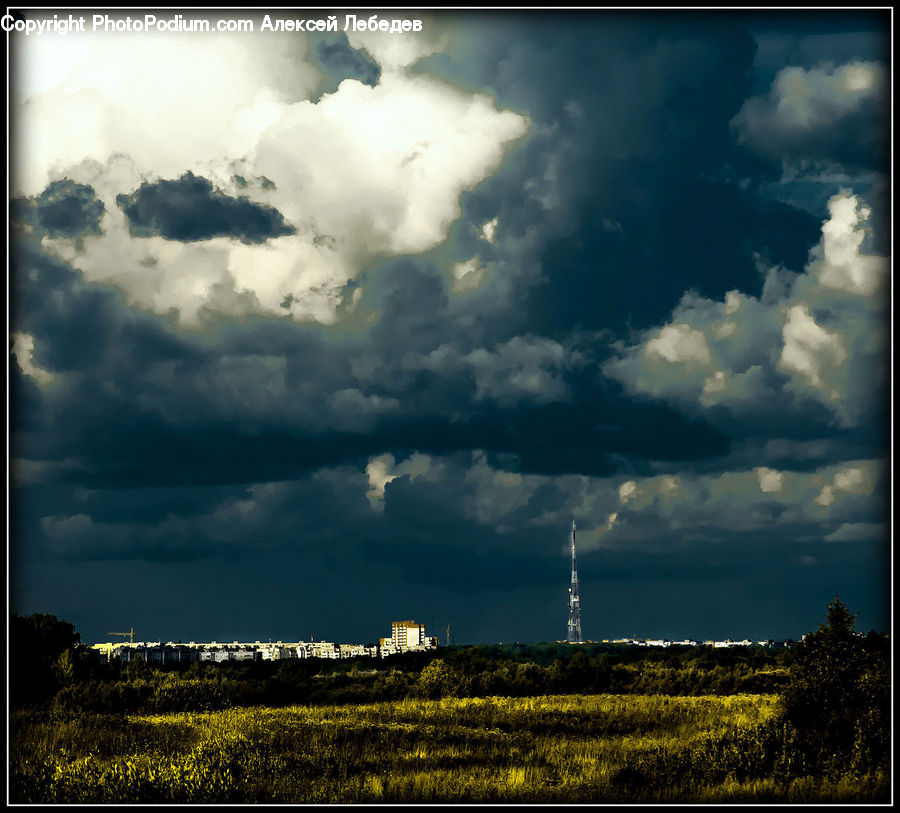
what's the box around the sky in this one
[8,9,891,646]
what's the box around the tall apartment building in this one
[379,620,438,655]
[393,620,426,648]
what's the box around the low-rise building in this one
[296,641,340,659]
[710,639,754,648]
[199,645,258,662]
[379,639,399,657]
[256,642,297,661]
[339,643,378,658]
[92,642,201,665]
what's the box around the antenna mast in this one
[567,520,583,643]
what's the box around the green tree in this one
[778,596,889,776]
[565,649,591,690]
[10,613,81,706]
[52,644,98,687]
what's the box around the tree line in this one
[11,615,795,712]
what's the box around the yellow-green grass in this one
[10,693,887,803]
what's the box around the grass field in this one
[9,693,888,803]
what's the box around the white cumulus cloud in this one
[644,323,713,366]
[365,451,435,510]
[778,303,848,396]
[755,467,784,494]
[604,192,888,427]
[17,23,528,328]
[10,331,56,386]
[731,59,886,168]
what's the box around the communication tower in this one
[567,520,583,643]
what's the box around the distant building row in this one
[92,620,439,665]
[601,638,796,649]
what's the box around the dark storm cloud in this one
[29,473,371,564]
[11,235,737,537]
[315,32,381,88]
[37,180,105,237]
[748,19,889,86]
[12,179,105,238]
[415,14,887,460]
[735,14,889,224]
[115,171,295,243]
[9,206,871,506]
[425,13,824,340]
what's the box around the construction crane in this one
[107,627,135,643]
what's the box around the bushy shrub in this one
[413,659,469,699]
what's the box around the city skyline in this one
[9,10,891,646]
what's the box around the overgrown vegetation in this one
[8,597,889,803]
[9,695,888,803]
